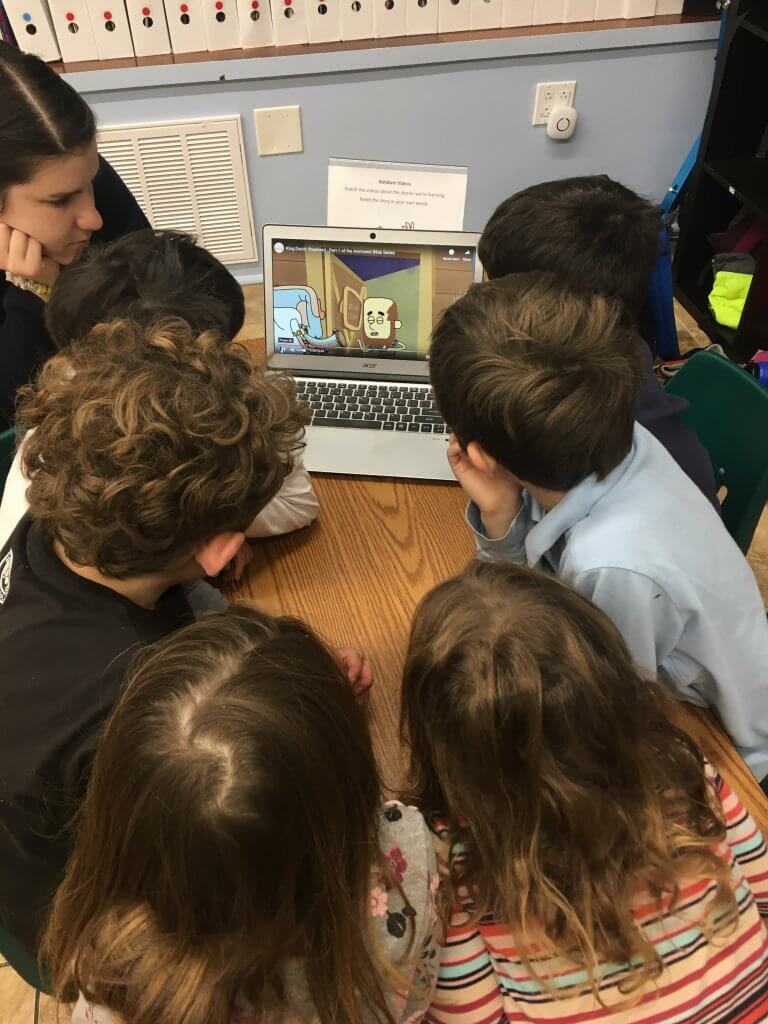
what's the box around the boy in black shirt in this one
[478,175,718,507]
[0,318,307,954]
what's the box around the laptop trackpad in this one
[303,426,453,481]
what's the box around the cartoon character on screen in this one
[360,297,405,351]
[273,285,346,353]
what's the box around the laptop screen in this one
[270,236,479,362]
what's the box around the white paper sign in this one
[327,158,467,231]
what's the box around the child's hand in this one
[226,539,253,583]
[335,647,374,705]
[0,225,60,288]
[447,436,523,540]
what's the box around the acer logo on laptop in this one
[362,362,378,369]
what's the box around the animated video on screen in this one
[272,240,475,360]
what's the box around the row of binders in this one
[4,0,683,62]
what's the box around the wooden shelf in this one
[53,12,717,81]
[704,159,768,221]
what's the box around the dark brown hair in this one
[478,175,662,317]
[0,41,95,198]
[43,607,399,1024]
[429,273,642,490]
[46,230,245,346]
[401,561,737,1002]
[17,318,308,577]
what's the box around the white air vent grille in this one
[97,117,257,265]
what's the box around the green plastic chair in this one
[666,350,768,553]
[0,920,46,1022]
[0,426,14,497]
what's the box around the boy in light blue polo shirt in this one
[430,273,768,779]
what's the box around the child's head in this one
[478,175,661,318]
[45,228,245,346]
[401,561,736,996]
[17,318,306,580]
[44,607,391,1024]
[430,273,641,491]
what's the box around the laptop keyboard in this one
[295,379,448,433]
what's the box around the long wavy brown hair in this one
[43,607,402,1024]
[401,561,738,1002]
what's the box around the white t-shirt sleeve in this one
[0,430,31,549]
[245,456,319,539]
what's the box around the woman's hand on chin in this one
[0,224,61,288]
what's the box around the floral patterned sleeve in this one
[71,804,441,1024]
[368,801,442,1023]
[71,994,119,1024]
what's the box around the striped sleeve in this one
[718,772,768,915]
[427,905,507,1024]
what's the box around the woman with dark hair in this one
[0,41,148,429]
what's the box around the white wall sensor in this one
[547,105,577,141]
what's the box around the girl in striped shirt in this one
[401,561,768,1024]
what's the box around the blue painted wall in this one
[69,22,718,280]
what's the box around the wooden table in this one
[230,473,768,836]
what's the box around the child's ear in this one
[194,531,245,578]
[466,441,498,474]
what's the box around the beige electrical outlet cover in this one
[254,106,303,156]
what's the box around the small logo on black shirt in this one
[0,549,12,605]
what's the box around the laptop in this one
[264,225,483,479]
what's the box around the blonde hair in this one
[17,318,308,577]
[402,562,738,1005]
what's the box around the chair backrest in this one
[0,919,45,992]
[0,427,14,498]
[666,351,768,553]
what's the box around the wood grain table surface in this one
[230,327,768,835]
[228,475,768,835]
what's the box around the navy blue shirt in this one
[632,336,718,509]
[0,517,192,954]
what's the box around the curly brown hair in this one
[17,319,308,577]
